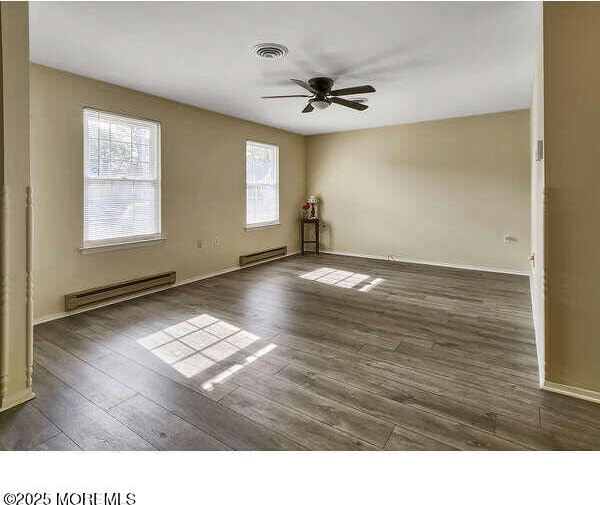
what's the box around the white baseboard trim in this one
[542,381,600,404]
[34,250,300,325]
[321,250,529,276]
[529,272,545,387]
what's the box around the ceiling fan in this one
[261,77,376,113]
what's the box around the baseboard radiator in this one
[239,246,287,266]
[65,271,176,310]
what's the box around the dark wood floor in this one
[2,253,600,450]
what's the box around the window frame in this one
[245,140,280,230]
[80,107,164,253]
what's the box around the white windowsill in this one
[79,236,166,254]
[245,221,281,231]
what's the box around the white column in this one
[0,1,33,412]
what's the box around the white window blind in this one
[246,141,279,227]
[83,108,161,247]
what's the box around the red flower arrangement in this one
[301,202,311,210]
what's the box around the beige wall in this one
[0,2,33,411]
[543,2,600,392]
[306,110,531,272]
[530,8,545,384]
[30,64,306,319]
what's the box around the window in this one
[246,141,279,228]
[83,108,162,249]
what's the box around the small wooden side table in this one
[300,218,319,255]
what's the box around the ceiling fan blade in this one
[291,79,318,94]
[302,103,314,113]
[331,97,368,111]
[261,94,311,99]
[330,85,376,96]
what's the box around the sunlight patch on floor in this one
[299,267,385,292]
[359,277,385,292]
[136,313,266,380]
[201,343,277,392]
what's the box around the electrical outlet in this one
[196,238,204,249]
[214,236,221,246]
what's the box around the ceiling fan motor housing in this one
[308,77,334,94]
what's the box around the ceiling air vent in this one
[252,43,288,60]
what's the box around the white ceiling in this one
[29,1,540,135]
